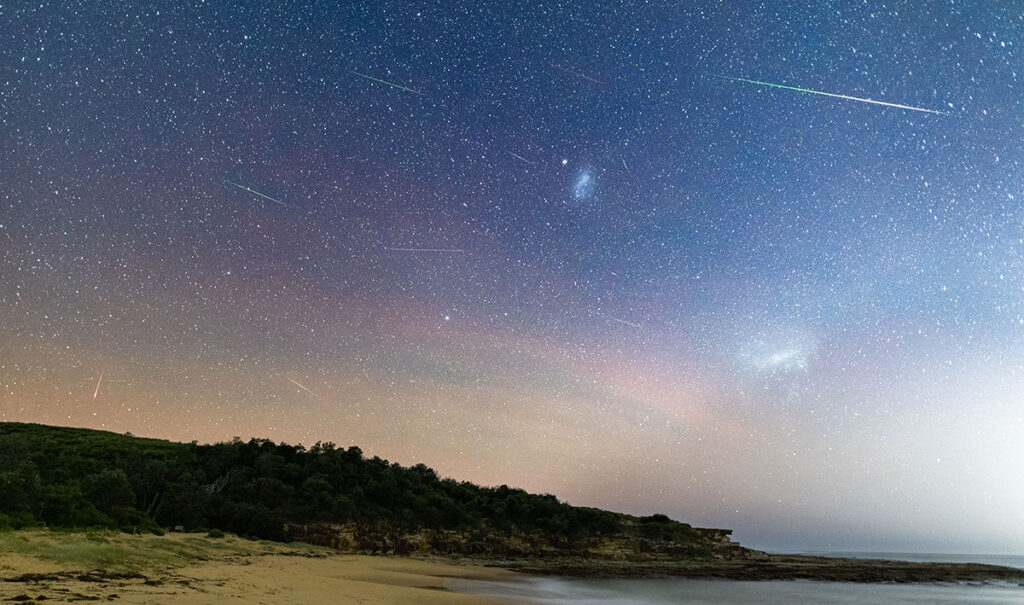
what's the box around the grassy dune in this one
[0,529,328,572]
[0,528,338,582]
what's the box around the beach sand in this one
[0,531,512,604]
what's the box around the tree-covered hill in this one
[0,422,703,550]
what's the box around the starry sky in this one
[3,1,1023,554]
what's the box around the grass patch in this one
[0,529,317,573]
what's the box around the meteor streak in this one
[506,151,535,165]
[554,64,603,84]
[716,75,947,115]
[352,71,425,96]
[286,377,313,394]
[225,180,288,207]
[93,371,104,400]
[607,316,643,329]
[384,247,466,253]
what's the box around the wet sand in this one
[505,553,1024,582]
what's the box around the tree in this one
[82,469,135,518]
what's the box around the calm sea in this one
[452,554,1024,604]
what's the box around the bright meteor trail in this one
[352,71,425,96]
[716,75,947,115]
[92,371,104,400]
[225,180,288,207]
[286,377,313,394]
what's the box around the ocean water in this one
[811,552,1024,569]
[452,554,1024,604]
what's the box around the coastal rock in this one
[283,523,1023,583]
[285,521,765,562]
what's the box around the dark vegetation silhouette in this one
[0,423,697,546]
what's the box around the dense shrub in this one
[0,423,699,545]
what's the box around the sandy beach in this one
[5,529,1022,603]
[0,531,512,604]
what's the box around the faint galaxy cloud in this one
[572,168,596,201]
[738,328,818,374]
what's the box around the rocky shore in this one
[498,554,1024,583]
[286,523,1024,584]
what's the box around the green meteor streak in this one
[225,180,288,207]
[716,75,947,115]
[352,71,425,96]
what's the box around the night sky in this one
[3,2,1023,554]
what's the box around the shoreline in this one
[2,531,1022,604]
[485,553,1024,583]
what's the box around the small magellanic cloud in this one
[572,169,595,201]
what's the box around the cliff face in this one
[285,522,769,563]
